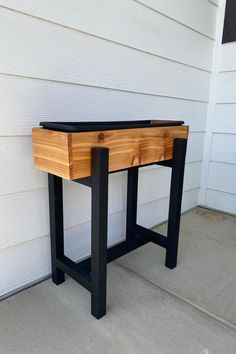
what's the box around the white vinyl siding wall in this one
[0,1,217,296]
[204,42,236,214]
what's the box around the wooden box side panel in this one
[32,128,71,179]
[70,125,189,179]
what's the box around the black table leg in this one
[91,148,109,319]
[126,167,138,240]
[165,138,187,269]
[47,138,187,319]
[48,174,65,285]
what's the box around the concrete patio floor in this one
[0,207,236,354]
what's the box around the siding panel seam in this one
[0,5,212,73]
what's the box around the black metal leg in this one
[126,167,138,240]
[165,139,187,269]
[48,174,65,284]
[91,148,109,319]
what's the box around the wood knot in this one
[163,130,169,138]
[98,133,106,141]
[132,151,140,166]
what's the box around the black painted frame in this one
[222,0,236,44]
[48,138,187,319]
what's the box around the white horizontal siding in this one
[139,162,201,205]
[214,104,236,133]
[0,137,46,195]
[203,38,236,214]
[207,162,236,194]
[0,8,210,101]
[216,71,236,102]
[134,0,217,38]
[138,188,200,230]
[219,43,236,72]
[0,75,207,136]
[0,0,214,71]
[0,188,199,297]
[0,236,51,298]
[0,0,216,296]
[206,189,236,215]
[186,133,205,161]
[211,134,236,164]
[209,0,219,6]
[0,161,202,251]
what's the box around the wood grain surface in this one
[32,125,189,180]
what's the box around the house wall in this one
[0,1,217,297]
[200,0,236,215]
[205,43,236,214]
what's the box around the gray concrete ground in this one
[0,207,236,354]
[118,207,236,328]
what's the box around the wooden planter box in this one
[32,120,189,319]
[32,121,189,180]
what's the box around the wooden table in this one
[32,120,189,319]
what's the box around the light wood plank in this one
[32,128,71,179]
[70,125,189,179]
[32,126,189,180]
